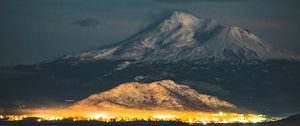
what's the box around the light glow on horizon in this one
[0,111,273,124]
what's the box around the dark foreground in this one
[0,121,299,126]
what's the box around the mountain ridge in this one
[71,80,238,112]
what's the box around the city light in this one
[0,111,273,124]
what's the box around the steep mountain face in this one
[57,11,294,64]
[72,80,238,112]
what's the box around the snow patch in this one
[93,47,118,59]
[115,61,131,70]
[134,75,146,81]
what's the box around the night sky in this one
[0,0,300,66]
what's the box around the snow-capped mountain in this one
[58,11,294,64]
[72,80,238,112]
[2,11,300,116]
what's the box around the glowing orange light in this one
[0,111,272,124]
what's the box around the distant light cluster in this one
[0,112,275,124]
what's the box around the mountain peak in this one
[73,80,238,112]
[118,80,177,88]
[168,11,201,26]
[226,26,256,39]
[111,80,184,94]
[158,11,203,33]
[55,11,297,64]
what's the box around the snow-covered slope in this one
[59,11,294,63]
[72,80,238,112]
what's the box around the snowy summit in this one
[59,11,295,63]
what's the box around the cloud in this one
[71,18,100,27]
[181,80,231,96]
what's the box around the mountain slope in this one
[280,113,300,123]
[57,11,294,64]
[71,80,238,112]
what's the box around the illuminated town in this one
[0,112,274,124]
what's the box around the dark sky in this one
[0,0,300,66]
